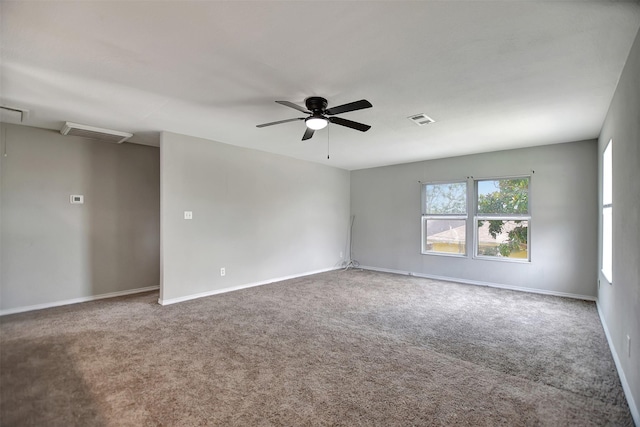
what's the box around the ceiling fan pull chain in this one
[327,124,330,160]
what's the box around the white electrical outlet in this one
[184,211,193,220]
[340,251,343,258]
[628,335,631,357]
[220,267,226,277]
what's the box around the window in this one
[475,177,530,261]
[602,140,613,283]
[422,181,468,256]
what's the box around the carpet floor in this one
[0,270,633,426]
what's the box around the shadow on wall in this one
[0,125,160,311]
[87,141,160,297]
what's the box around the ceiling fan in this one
[256,96,373,141]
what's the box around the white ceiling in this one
[1,1,639,170]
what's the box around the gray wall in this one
[597,28,640,421]
[160,131,350,303]
[351,140,598,298]
[0,124,160,312]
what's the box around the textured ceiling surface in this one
[1,1,639,170]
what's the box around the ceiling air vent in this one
[408,114,435,126]
[0,105,30,123]
[60,122,132,144]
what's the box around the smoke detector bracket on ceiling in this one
[408,114,435,126]
[60,122,133,144]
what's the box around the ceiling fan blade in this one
[325,99,372,115]
[328,116,371,132]
[302,127,315,141]
[276,101,310,114]
[256,117,304,128]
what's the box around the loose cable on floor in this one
[342,215,361,271]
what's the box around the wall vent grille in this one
[60,122,132,144]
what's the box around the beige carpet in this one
[0,270,633,426]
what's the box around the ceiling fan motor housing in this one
[305,97,328,113]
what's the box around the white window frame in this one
[474,176,531,263]
[601,140,613,283]
[421,180,468,257]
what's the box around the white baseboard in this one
[596,301,639,425]
[359,265,597,301]
[158,267,340,306]
[0,285,160,316]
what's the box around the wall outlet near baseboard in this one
[220,267,225,277]
[627,335,631,357]
[340,251,343,258]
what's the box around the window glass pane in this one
[425,182,467,214]
[602,207,612,282]
[477,178,529,215]
[603,141,612,205]
[477,220,528,259]
[424,219,466,254]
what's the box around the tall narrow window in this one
[602,140,613,283]
[475,177,530,261]
[422,181,468,256]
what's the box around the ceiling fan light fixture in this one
[305,116,328,130]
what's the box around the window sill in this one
[473,255,531,264]
[422,251,467,258]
